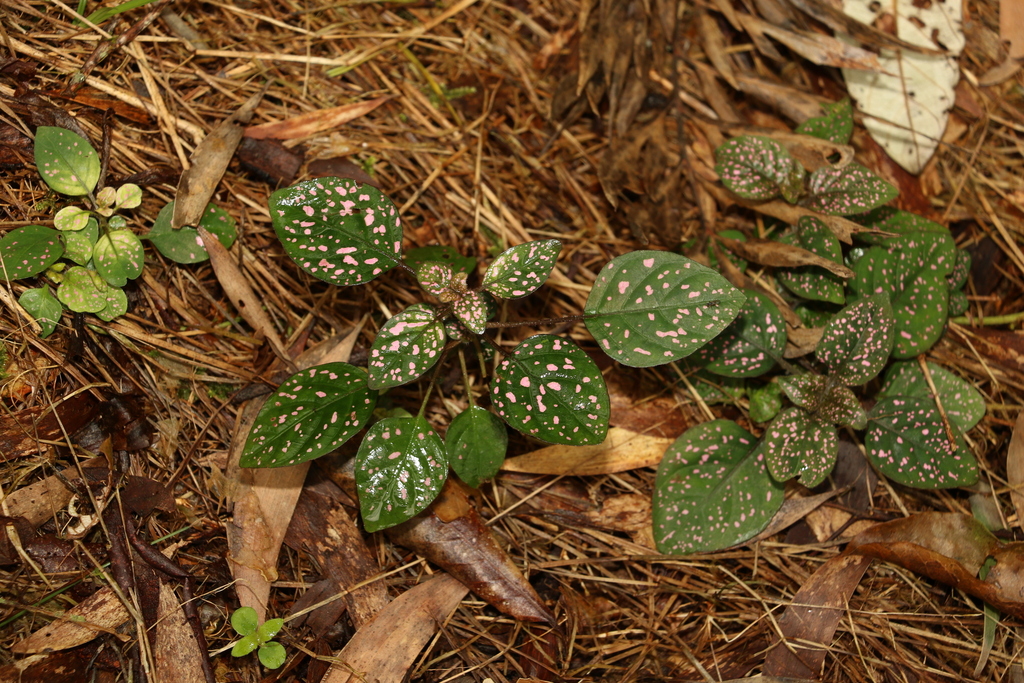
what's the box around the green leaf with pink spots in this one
[453,290,496,334]
[491,334,609,446]
[482,239,561,299]
[748,381,782,423]
[56,266,120,314]
[866,397,977,489]
[354,416,448,532]
[817,295,895,385]
[446,406,508,488]
[948,248,971,290]
[146,201,238,264]
[34,126,100,196]
[416,261,453,297]
[240,362,377,468]
[715,136,805,202]
[653,420,784,554]
[776,374,828,411]
[404,245,476,275]
[802,163,897,215]
[93,230,144,287]
[755,407,838,487]
[795,98,854,145]
[776,375,866,429]
[585,251,746,368]
[818,385,867,429]
[269,177,403,287]
[854,207,951,247]
[776,217,845,304]
[0,225,64,280]
[368,303,446,390]
[19,287,62,338]
[948,289,968,317]
[878,361,984,432]
[695,290,786,378]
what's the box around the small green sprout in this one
[229,606,286,669]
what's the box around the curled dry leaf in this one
[387,479,555,624]
[739,13,887,72]
[716,235,854,279]
[11,587,129,654]
[244,96,390,140]
[501,428,673,476]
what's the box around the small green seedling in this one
[241,177,747,532]
[229,607,286,670]
[2,126,236,336]
[654,99,983,554]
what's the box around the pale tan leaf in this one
[172,87,265,229]
[197,226,289,363]
[740,14,887,72]
[1002,0,1024,59]
[154,583,206,683]
[501,428,672,476]
[12,587,129,654]
[244,96,391,140]
[319,574,469,683]
[1006,411,1024,525]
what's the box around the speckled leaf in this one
[878,361,984,432]
[54,206,91,232]
[62,218,98,265]
[892,270,949,358]
[93,230,144,287]
[57,266,116,313]
[270,177,403,286]
[446,406,508,488]
[715,136,805,202]
[748,382,783,422]
[854,207,953,248]
[453,290,496,334]
[866,397,978,488]
[95,187,116,214]
[817,295,895,385]
[776,217,845,304]
[241,362,377,468]
[482,239,561,299]
[802,163,897,215]
[354,416,447,532]
[795,303,839,328]
[777,374,828,412]
[948,248,971,290]
[756,407,838,487]
[95,286,128,321]
[847,246,896,302]
[147,201,238,264]
[368,303,446,390]
[818,384,867,429]
[0,225,64,280]
[654,420,784,554]
[795,98,854,145]
[491,334,609,445]
[948,289,968,317]
[696,290,786,377]
[416,261,452,297]
[404,245,476,275]
[34,126,99,196]
[19,287,62,338]
[115,183,142,210]
[585,251,746,368]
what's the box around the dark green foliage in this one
[696,290,786,377]
[776,217,845,304]
[446,406,508,488]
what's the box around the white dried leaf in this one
[840,0,964,174]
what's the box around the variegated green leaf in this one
[147,201,238,264]
[453,290,496,334]
[715,136,805,202]
[355,416,447,532]
[367,303,446,390]
[748,382,783,423]
[776,374,828,411]
[654,420,784,554]
[491,334,609,445]
[818,385,867,429]
[776,217,845,304]
[585,251,746,368]
[416,261,453,298]
[270,177,403,286]
[0,225,64,280]
[482,239,561,299]
[866,397,978,488]
[795,98,854,145]
[878,361,984,432]
[817,295,895,385]
[56,266,119,314]
[34,127,100,196]
[802,163,897,215]
[756,407,838,487]
[93,229,144,287]
[241,363,377,468]
[696,290,786,377]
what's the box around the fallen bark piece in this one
[154,582,206,683]
[318,574,469,683]
[12,587,130,654]
[501,428,672,475]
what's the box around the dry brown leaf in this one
[733,74,826,124]
[11,587,130,654]
[763,552,872,678]
[746,489,842,545]
[717,235,854,279]
[388,479,555,624]
[244,96,390,140]
[3,459,103,528]
[784,325,823,358]
[154,583,206,683]
[1002,0,1024,58]
[172,87,265,229]
[318,574,469,683]
[197,226,289,363]
[700,10,738,89]
[226,326,362,622]
[1007,411,1024,524]
[501,428,672,476]
[739,14,887,72]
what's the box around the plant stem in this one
[484,314,586,329]
[416,346,450,419]
[458,347,474,407]
[951,311,1024,326]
